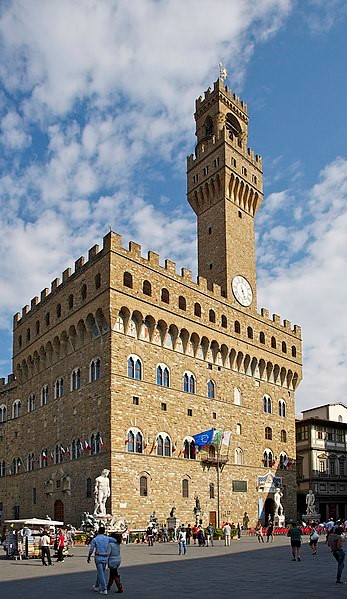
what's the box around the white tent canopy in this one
[5,518,64,526]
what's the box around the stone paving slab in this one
[0,536,345,598]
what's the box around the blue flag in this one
[193,428,214,447]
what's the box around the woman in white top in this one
[107,532,123,593]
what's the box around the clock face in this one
[232,276,253,307]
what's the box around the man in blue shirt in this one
[87,526,116,595]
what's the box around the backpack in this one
[310,531,319,542]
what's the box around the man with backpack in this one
[329,526,345,584]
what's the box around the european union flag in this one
[193,428,214,447]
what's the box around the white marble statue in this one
[306,489,316,514]
[274,487,283,517]
[94,469,110,516]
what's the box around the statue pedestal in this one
[274,514,285,528]
[302,512,320,523]
[167,516,180,540]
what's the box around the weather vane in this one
[219,62,227,82]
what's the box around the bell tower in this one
[187,76,263,309]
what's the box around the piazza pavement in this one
[0,534,345,598]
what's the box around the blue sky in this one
[0,0,347,414]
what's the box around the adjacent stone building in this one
[296,403,347,521]
[0,77,302,528]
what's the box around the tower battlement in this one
[187,126,262,170]
[196,79,248,116]
[13,231,301,340]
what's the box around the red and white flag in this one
[222,431,231,446]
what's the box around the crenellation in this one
[261,308,269,319]
[272,314,281,325]
[88,244,100,260]
[41,288,49,301]
[103,231,122,252]
[212,282,222,296]
[62,267,71,283]
[181,267,192,282]
[164,259,176,274]
[22,305,29,317]
[284,319,292,330]
[51,278,60,292]
[148,251,160,266]
[0,378,4,386]
[13,312,21,326]
[74,256,85,271]
[294,325,302,338]
[128,241,142,257]
[31,296,39,308]
[197,276,208,291]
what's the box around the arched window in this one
[235,447,244,465]
[194,303,201,317]
[204,115,214,137]
[28,393,35,412]
[259,332,265,344]
[265,426,272,440]
[156,433,171,457]
[279,452,288,470]
[0,404,7,423]
[271,336,276,349]
[123,272,133,288]
[281,430,287,443]
[236,423,242,435]
[234,387,242,406]
[339,457,345,476]
[278,399,286,417]
[40,448,48,468]
[27,452,35,472]
[247,326,253,339]
[18,334,22,347]
[263,449,273,468]
[45,313,50,327]
[234,321,241,334]
[71,368,81,391]
[282,341,287,353]
[0,461,6,477]
[72,438,82,460]
[207,380,215,399]
[156,364,170,387]
[81,284,87,300]
[209,309,216,323]
[178,296,186,311]
[95,273,101,289]
[221,315,227,328]
[128,355,142,380]
[292,346,297,358]
[41,385,48,406]
[68,294,74,309]
[209,483,215,499]
[26,327,31,341]
[37,318,41,333]
[143,280,152,296]
[56,303,61,318]
[90,358,101,382]
[127,429,143,454]
[183,439,196,460]
[12,400,21,418]
[329,456,337,475]
[263,395,272,414]
[161,288,169,303]
[183,372,195,394]
[54,378,64,399]
[182,479,189,498]
[140,476,148,496]
[55,444,63,464]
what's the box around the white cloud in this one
[257,157,347,413]
[0,111,31,150]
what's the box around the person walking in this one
[309,526,319,555]
[146,525,154,546]
[178,526,187,556]
[87,526,116,595]
[255,522,264,543]
[224,522,231,546]
[287,522,302,561]
[192,524,199,545]
[40,529,53,566]
[56,529,65,562]
[197,526,205,547]
[266,521,274,543]
[186,524,192,545]
[205,523,214,547]
[107,532,124,593]
[329,526,345,584]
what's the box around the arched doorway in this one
[54,499,64,522]
[264,497,275,524]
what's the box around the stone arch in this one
[236,351,244,373]
[244,354,251,376]
[95,307,108,334]
[221,344,229,367]
[68,324,77,351]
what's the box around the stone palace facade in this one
[0,77,302,528]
